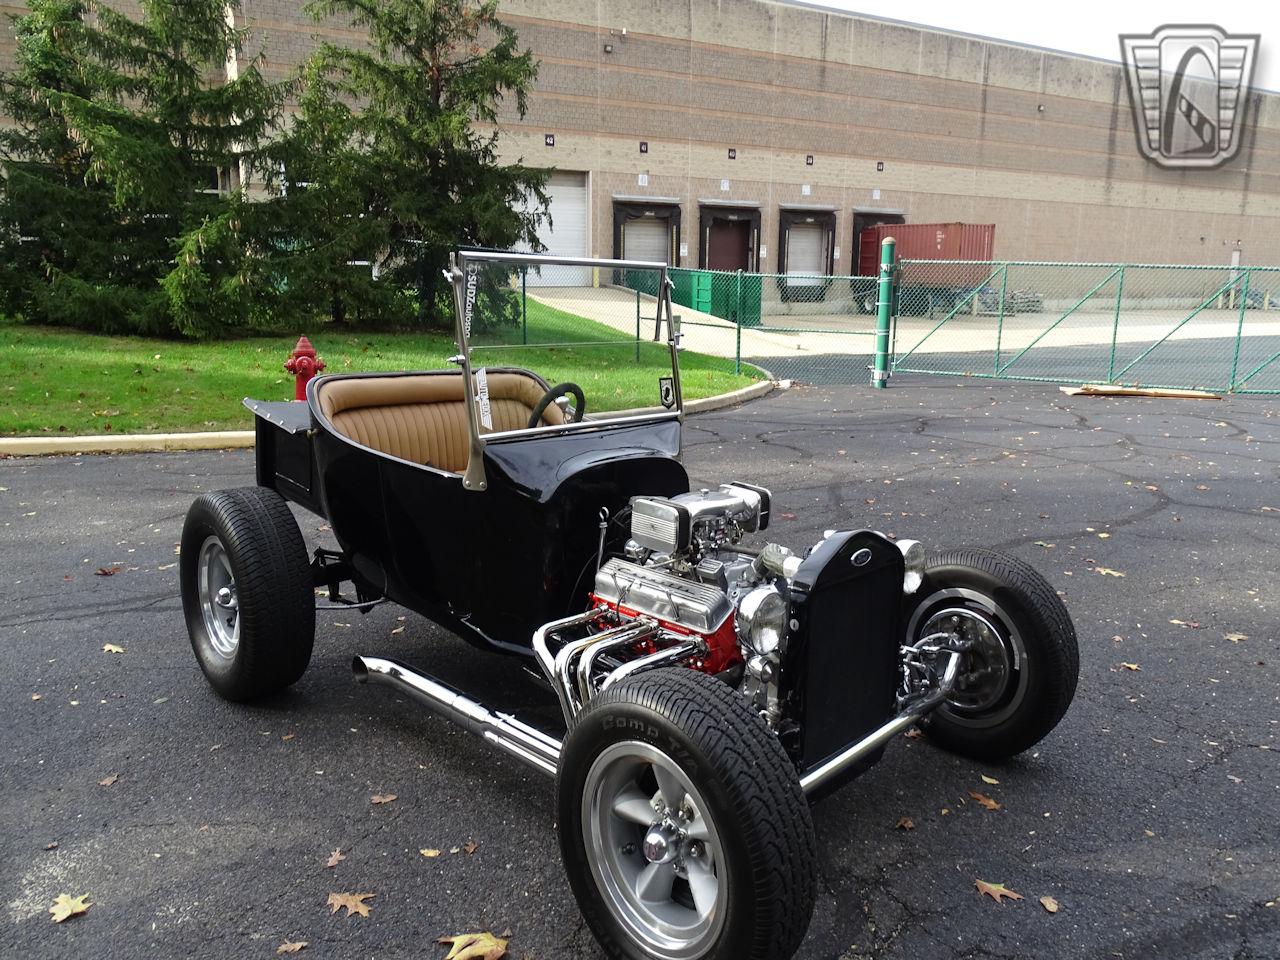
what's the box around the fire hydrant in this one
[285,335,325,401]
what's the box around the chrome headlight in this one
[897,539,925,594]
[736,585,787,656]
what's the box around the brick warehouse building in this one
[4,1,1279,274]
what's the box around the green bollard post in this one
[872,237,896,388]
[521,267,528,345]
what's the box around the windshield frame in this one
[447,249,684,492]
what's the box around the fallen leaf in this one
[1224,632,1248,643]
[327,892,374,918]
[975,880,1023,904]
[45,841,58,850]
[390,626,405,635]
[436,931,509,960]
[1262,506,1278,513]
[1034,541,1055,549]
[282,733,296,741]
[1097,532,1111,539]
[449,846,461,854]
[903,727,924,740]
[980,774,1000,785]
[1119,662,1141,671]
[420,848,442,858]
[1227,774,1243,784]
[462,840,478,855]
[49,894,91,922]
[1040,895,1060,914]
[277,942,308,955]
[102,643,124,654]
[94,566,122,577]
[31,693,41,701]
[969,791,1002,812]
[895,816,914,831]
[326,848,345,868]
[1196,484,1209,491]
[1094,567,1126,577]
[371,793,397,805]
[98,773,118,786]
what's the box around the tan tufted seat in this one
[314,371,565,472]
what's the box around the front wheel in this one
[558,668,816,960]
[905,548,1078,761]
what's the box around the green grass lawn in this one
[0,305,758,436]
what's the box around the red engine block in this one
[589,596,744,675]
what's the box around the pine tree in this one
[295,0,550,327]
[0,0,143,330]
[1,0,289,335]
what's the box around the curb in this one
[0,379,781,457]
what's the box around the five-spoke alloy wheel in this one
[559,668,816,960]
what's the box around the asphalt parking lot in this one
[2,376,1277,959]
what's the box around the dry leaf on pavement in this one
[98,773,119,787]
[980,774,1000,785]
[49,894,91,922]
[895,816,914,830]
[102,644,124,654]
[437,931,509,960]
[327,892,374,918]
[462,840,478,855]
[903,728,924,740]
[371,793,397,805]
[95,566,122,577]
[1224,632,1248,642]
[968,791,1002,811]
[277,942,308,955]
[1040,895,1060,913]
[420,848,442,858]
[326,848,345,868]
[974,880,1023,904]
[1119,662,1141,671]
[1094,567,1125,577]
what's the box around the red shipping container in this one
[857,222,995,281]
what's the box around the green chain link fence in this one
[666,266,881,382]
[891,259,1280,393]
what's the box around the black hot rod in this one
[180,251,1078,960]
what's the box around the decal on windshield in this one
[463,263,479,339]
[475,367,493,430]
[659,377,675,410]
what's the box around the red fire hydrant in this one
[284,335,325,401]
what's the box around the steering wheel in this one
[528,382,586,428]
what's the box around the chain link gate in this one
[890,258,1280,394]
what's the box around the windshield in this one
[450,251,682,437]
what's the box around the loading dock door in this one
[524,171,589,286]
[622,215,672,264]
[786,223,826,286]
[707,219,752,271]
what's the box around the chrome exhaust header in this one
[353,656,561,777]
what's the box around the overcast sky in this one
[806,1,1279,93]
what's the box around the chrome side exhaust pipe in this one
[353,656,561,777]
[799,651,961,796]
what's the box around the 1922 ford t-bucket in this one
[180,251,1078,960]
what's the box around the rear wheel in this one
[558,668,816,960]
[906,548,1077,761]
[180,487,315,701]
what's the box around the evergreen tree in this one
[295,0,550,328]
[1,0,289,335]
[0,0,142,330]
